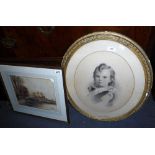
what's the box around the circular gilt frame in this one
[61,31,153,121]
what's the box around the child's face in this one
[94,69,111,87]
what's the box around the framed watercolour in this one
[0,65,68,122]
[62,31,153,121]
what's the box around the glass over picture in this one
[11,75,57,110]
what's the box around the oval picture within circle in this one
[74,51,135,115]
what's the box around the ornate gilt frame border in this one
[61,31,153,121]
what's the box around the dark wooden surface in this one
[0,26,154,59]
[0,26,155,100]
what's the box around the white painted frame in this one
[0,65,68,122]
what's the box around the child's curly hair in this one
[93,63,115,87]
